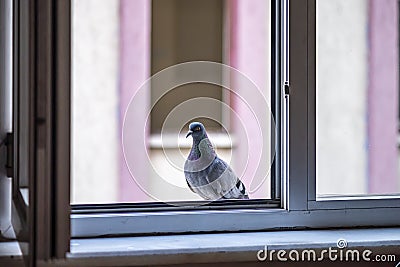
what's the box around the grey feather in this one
[184,122,249,200]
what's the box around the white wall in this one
[316,0,368,195]
[71,0,120,203]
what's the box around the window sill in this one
[65,228,400,266]
[0,241,23,267]
[2,228,399,266]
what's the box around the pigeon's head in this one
[186,122,206,140]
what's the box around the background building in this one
[71,0,399,203]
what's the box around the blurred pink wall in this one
[229,0,271,198]
[119,0,151,202]
[368,0,399,193]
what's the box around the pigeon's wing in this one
[184,157,249,200]
[206,157,248,199]
[185,173,216,200]
[184,160,216,200]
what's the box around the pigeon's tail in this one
[236,179,249,199]
[221,179,249,200]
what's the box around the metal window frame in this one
[71,0,400,238]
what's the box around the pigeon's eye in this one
[194,126,201,132]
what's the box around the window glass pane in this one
[316,0,400,196]
[71,0,273,204]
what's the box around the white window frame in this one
[70,0,400,238]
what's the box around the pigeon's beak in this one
[186,130,193,138]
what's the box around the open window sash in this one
[11,0,71,265]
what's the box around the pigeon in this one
[184,122,249,200]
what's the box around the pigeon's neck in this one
[188,135,215,161]
[188,145,201,161]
